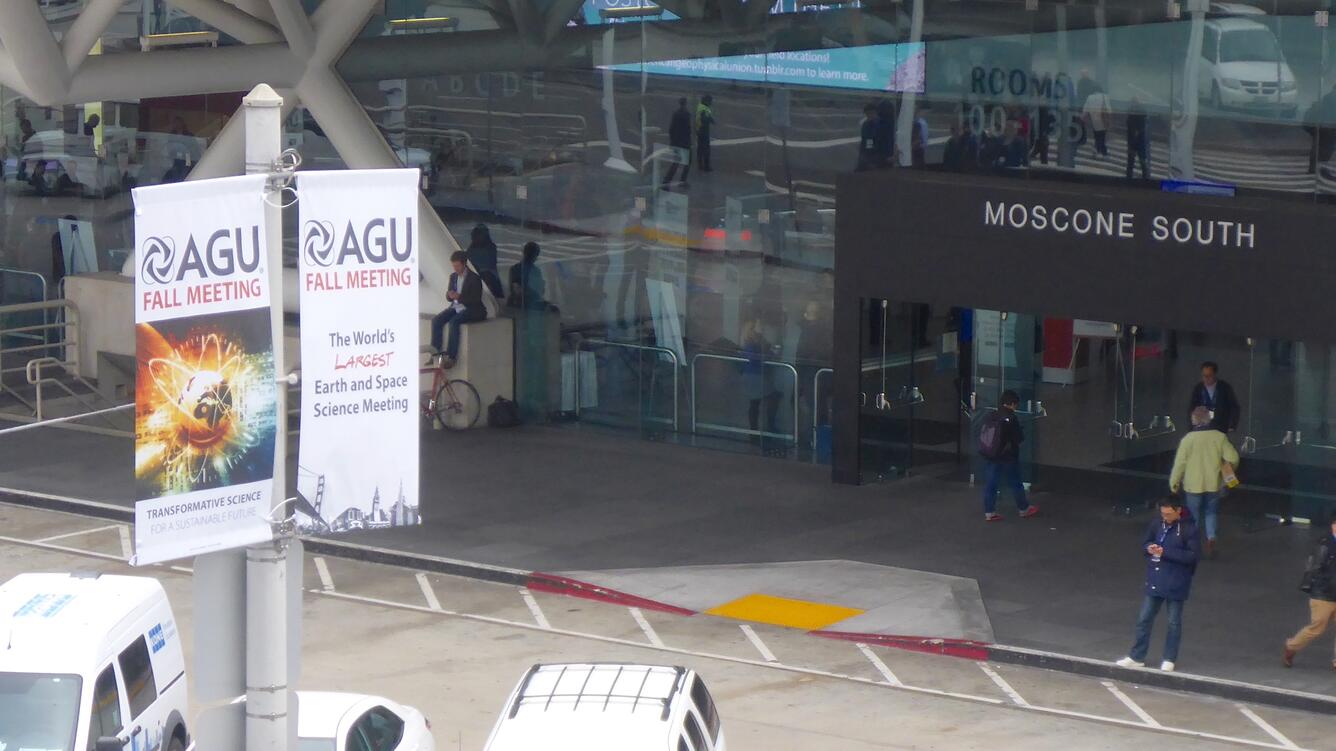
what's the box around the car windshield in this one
[1220,29,1281,63]
[0,671,83,751]
[297,738,337,751]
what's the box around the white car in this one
[296,692,435,751]
[484,664,726,751]
[1198,17,1298,117]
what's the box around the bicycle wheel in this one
[435,379,481,430]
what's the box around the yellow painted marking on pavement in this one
[705,593,864,631]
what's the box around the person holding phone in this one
[1116,498,1201,672]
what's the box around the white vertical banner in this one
[132,174,277,565]
[296,169,420,534]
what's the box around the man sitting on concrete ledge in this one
[429,250,486,368]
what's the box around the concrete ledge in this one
[418,313,513,426]
[64,272,134,380]
[987,644,1336,716]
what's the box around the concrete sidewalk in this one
[3,418,1334,697]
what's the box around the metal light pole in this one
[243,82,290,751]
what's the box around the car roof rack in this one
[508,664,686,721]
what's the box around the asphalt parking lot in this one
[1,501,1332,751]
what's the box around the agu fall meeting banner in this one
[295,169,421,535]
[132,175,278,565]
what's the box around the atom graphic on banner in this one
[134,308,277,499]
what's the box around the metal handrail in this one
[0,268,52,350]
[690,353,799,444]
[813,366,832,455]
[0,267,50,305]
[1,300,78,380]
[0,300,129,435]
[575,338,679,431]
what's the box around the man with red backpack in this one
[979,390,1039,522]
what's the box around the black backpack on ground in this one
[488,396,521,428]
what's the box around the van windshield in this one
[0,671,83,751]
[1220,29,1282,63]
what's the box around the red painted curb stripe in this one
[526,573,697,617]
[811,630,993,661]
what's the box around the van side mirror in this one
[95,737,127,751]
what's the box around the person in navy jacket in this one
[1116,498,1201,672]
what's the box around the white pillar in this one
[0,0,71,105]
[895,0,924,166]
[242,83,290,751]
[191,88,298,180]
[1170,5,1205,181]
[61,0,125,72]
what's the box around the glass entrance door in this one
[970,310,1042,485]
[858,298,921,482]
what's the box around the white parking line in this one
[118,525,132,560]
[855,643,902,686]
[629,607,665,648]
[1103,681,1161,728]
[739,624,778,663]
[1236,705,1300,749]
[415,573,442,611]
[313,556,335,592]
[979,663,1029,706]
[520,588,551,629]
[34,523,122,543]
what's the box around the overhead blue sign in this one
[1161,180,1236,197]
[580,0,679,24]
[602,42,926,93]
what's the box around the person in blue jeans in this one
[980,390,1039,522]
[1170,406,1240,558]
[1117,498,1201,672]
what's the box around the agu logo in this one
[301,217,414,266]
[138,226,263,284]
[139,237,177,284]
[302,220,336,268]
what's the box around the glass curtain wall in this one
[336,0,1336,466]
[1,3,247,333]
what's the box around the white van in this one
[0,572,190,751]
[1198,16,1298,117]
[483,663,726,751]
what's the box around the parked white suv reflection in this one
[1198,17,1298,117]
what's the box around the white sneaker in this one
[1115,656,1144,668]
[1160,661,1176,672]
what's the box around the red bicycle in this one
[420,355,481,430]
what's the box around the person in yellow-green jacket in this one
[695,95,714,172]
[1170,406,1240,559]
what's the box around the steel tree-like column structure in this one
[0,0,466,300]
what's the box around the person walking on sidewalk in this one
[662,97,693,188]
[979,390,1039,522]
[1283,517,1336,670]
[1170,407,1240,559]
[1117,498,1201,672]
[1083,85,1111,160]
